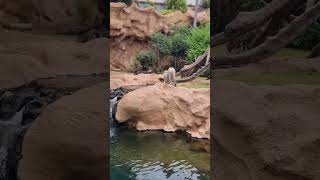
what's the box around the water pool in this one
[110,128,210,180]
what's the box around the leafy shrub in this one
[166,0,188,13]
[151,33,172,57]
[171,25,192,36]
[136,51,156,71]
[160,9,176,15]
[171,33,188,58]
[186,24,210,63]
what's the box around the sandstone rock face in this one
[116,83,210,139]
[110,2,209,70]
[110,2,209,40]
[213,80,320,180]
[19,82,108,180]
[110,71,161,90]
[0,30,107,89]
[110,38,150,70]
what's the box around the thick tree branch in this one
[215,1,320,67]
[211,0,291,47]
[176,62,210,83]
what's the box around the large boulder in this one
[116,83,210,139]
[213,80,320,180]
[19,82,108,180]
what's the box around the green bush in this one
[136,51,156,71]
[186,24,210,63]
[171,33,188,58]
[166,0,188,13]
[160,9,176,15]
[172,25,192,36]
[151,33,172,57]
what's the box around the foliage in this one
[166,0,188,13]
[160,9,176,15]
[292,19,320,50]
[186,24,210,63]
[171,34,189,58]
[151,33,172,57]
[135,51,157,71]
[171,25,192,36]
[142,24,209,71]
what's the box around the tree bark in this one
[193,0,199,28]
[176,62,210,83]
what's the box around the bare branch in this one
[176,62,210,83]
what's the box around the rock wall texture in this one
[110,71,161,90]
[0,30,107,89]
[110,2,209,40]
[213,80,320,180]
[19,82,108,180]
[116,83,210,139]
[110,2,209,71]
[0,0,101,33]
[110,38,150,71]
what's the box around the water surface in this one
[110,128,210,180]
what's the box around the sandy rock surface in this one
[0,30,107,89]
[110,71,161,90]
[19,82,108,180]
[110,2,209,40]
[116,83,210,139]
[213,80,320,180]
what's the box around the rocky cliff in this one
[110,2,209,71]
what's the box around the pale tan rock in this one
[110,71,162,90]
[116,83,210,139]
[19,82,108,180]
[110,2,209,40]
[110,38,150,71]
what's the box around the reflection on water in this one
[110,128,210,180]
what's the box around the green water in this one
[110,128,210,180]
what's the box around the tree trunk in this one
[193,0,199,28]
